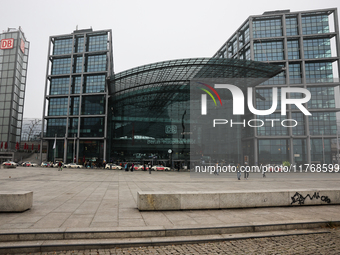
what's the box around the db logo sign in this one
[0,38,14,50]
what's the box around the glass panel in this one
[286,17,298,36]
[307,87,335,109]
[69,97,79,115]
[46,118,66,137]
[87,34,108,52]
[48,97,68,116]
[51,58,71,75]
[302,15,329,35]
[309,112,336,135]
[85,55,106,72]
[253,19,282,38]
[289,63,301,84]
[254,41,284,61]
[53,38,73,55]
[303,38,331,59]
[257,113,288,136]
[287,40,300,60]
[71,76,81,94]
[81,95,105,115]
[305,62,333,83]
[80,117,104,137]
[50,77,70,95]
[258,139,289,164]
[83,75,106,93]
[68,117,78,136]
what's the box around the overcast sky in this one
[1,0,340,118]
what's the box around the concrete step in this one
[0,221,337,242]
[0,228,331,254]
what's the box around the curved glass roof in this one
[110,58,283,95]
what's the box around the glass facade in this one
[0,28,29,151]
[253,18,282,38]
[212,8,340,166]
[254,41,284,61]
[42,8,339,167]
[258,139,289,165]
[301,15,329,34]
[111,59,281,166]
[43,28,113,163]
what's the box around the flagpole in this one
[54,134,56,163]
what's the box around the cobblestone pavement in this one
[11,228,340,255]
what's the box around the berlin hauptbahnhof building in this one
[41,8,340,167]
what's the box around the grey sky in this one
[1,0,339,118]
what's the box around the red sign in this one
[20,39,25,53]
[0,38,14,50]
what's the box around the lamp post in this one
[73,134,76,163]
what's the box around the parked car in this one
[109,164,123,170]
[41,162,51,167]
[52,161,64,167]
[64,163,83,169]
[151,165,170,171]
[105,164,123,170]
[134,164,149,171]
[22,162,38,167]
[1,161,18,167]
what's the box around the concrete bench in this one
[137,189,340,211]
[0,191,33,212]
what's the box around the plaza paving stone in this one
[0,167,340,254]
[0,167,340,230]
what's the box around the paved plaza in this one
[0,167,340,254]
[0,167,340,230]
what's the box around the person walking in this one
[125,163,128,172]
[237,170,241,180]
[131,163,134,172]
[214,162,219,175]
[58,161,62,171]
[148,162,152,174]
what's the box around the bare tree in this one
[22,119,41,142]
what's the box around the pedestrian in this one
[244,163,249,179]
[148,162,152,174]
[131,163,134,172]
[58,161,62,171]
[125,163,128,172]
[214,162,219,175]
[237,169,241,180]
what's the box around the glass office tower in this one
[42,28,113,163]
[213,8,340,165]
[0,27,29,152]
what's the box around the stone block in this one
[289,189,340,206]
[0,191,33,212]
[137,189,340,211]
[219,191,289,208]
[138,192,181,210]
[180,192,219,210]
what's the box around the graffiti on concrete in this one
[291,192,331,205]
